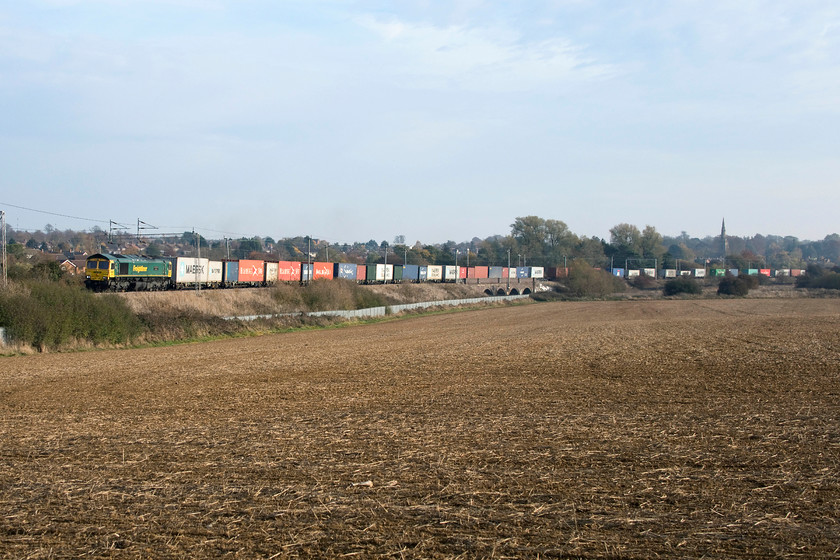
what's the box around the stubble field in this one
[1,298,839,559]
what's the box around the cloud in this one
[355,16,616,93]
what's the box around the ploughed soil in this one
[1,299,838,559]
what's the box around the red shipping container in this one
[277,261,302,282]
[313,261,334,280]
[356,264,367,281]
[473,266,489,279]
[760,269,771,276]
[238,259,265,282]
[459,266,468,279]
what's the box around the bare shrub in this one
[564,261,626,298]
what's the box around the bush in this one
[0,281,143,350]
[717,276,751,296]
[630,274,658,290]
[272,279,389,312]
[663,276,701,296]
[797,270,840,290]
[564,262,626,298]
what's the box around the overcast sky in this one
[1,1,838,245]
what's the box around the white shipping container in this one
[531,267,545,279]
[627,269,640,278]
[444,266,459,280]
[373,264,386,281]
[384,264,394,281]
[664,269,677,278]
[693,269,706,278]
[174,257,211,285]
[643,268,656,277]
[208,260,223,284]
[427,265,443,281]
[265,262,279,284]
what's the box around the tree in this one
[639,225,665,260]
[511,216,548,263]
[609,223,642,258]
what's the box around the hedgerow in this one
[0,281,143,350]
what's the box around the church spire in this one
[721,218,728,258]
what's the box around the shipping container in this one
[444,266,459,281]
[224,261,239,283]
[356,264,367,282]
[693,269,706,278]
[790,269,803,277]
[747,269,759,275]
[209,260,223,284]
[472,266,489,279]
[531,267,545,279]
[312,262,334,280]
[335,262,358,280]
[729,268,739,276]
[402,264,420,282]
[759,269,771,277]
[712,269,726,277]
[238,260,265,283]
[488,266,504,279]
[427,265,443,281]
[611,268,625,277]
[418,266,428,281]
[366,264,385,282]
[516,267,530,279]
[643,268,656,277]
[663,269,677,278]
[459,266,468,279]
[265,262,279,284]
[301,263,313,282]
[679,270,692,276]
[776,269,790,277]
[545,267,568,279]
[277,261,302,282]
[393,265,404,282]
[173,257,210,285]
[627,269,640,278]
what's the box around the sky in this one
[1,1,838,245]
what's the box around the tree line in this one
[4,217,840,279]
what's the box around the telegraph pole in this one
[1,210,7,288]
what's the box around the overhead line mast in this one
[1,210,7,288]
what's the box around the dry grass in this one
[1,298,838,558]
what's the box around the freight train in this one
[84,253,802,292]
[83,253,548,292]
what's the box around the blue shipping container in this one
[403,264,420,281]
[488,266,504,279]
[301,263,313,281]
[516,267,530,278]
[612,268,625,277]
[224,261,239,283]
[335,262,357,280]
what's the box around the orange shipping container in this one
[277,261,302,282]
[313,262,334,280]
[238,260,265,282]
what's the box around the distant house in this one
[59,259,80,275]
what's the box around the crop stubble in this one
[0,299,838,558]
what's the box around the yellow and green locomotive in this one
[84,253,172,291]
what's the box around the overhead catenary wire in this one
[0,202,358,249]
